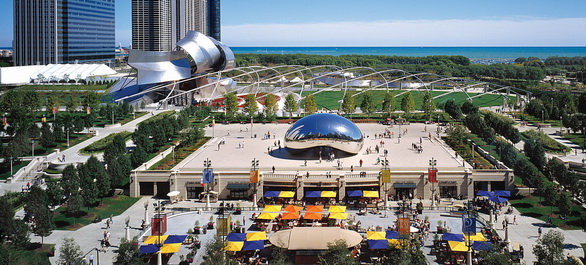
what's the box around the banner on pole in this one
[249,170,260,183]
[202,168,214,184]
[428,169,438,183]
[381,169,391,183]
[463,217,476,235]
[397,217,410,235]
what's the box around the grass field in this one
[52,195,140,230]
[509,194,585,230]
[0,160,30,180]
[150,137,210,170]
[300,90,512,111]
[522,130,571,154]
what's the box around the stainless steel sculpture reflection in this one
[129,31,235,85]
[285,113,364,154]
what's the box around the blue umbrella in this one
[494,190,511,197]
[164,235,187,244]
[226,233,246,242]
[488,196,508,204]
[263,191,280,197]
[243,240,265,250]
[347,190,363,197]
[473,241,493,251]
[139,244,159,254]
[305,191,322,198]
[476,190,494,197]
[386,231,399,239]
[368,240,389,249]
[442,233,464,242]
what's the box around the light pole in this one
[251,158,259,208]
[144,200,150,227]
[465,201,474,265]
[31,140,35,159]
[203,159,212,210]
[429,157,437,209]
[382,158,389,208]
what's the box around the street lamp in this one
[429,157,437,209]
[251,158,259,208]
[381,158,389,208]
[203,159,212,210]
[465,201,474,265]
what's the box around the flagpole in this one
[250,117,253,138]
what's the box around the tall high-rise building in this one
[13,0,115,66]
[133,0,220,51]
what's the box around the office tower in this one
[13,0,115,66]
[133,0,220,51]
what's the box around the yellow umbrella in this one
[224,241,244,251]
[278,191,295,198]
[464,232,487,242]
[246,232,267,241]
[256,212,278,220]
[328,205,347,213]
[143,235,169,245]
[160,243,182,254]
[448,241,469,252]
[321,191,337,197]
[328,212,348,219]
[388,239,401,248]
[262,205,282,212]
[363,191,379,198]
[366,231,386,240]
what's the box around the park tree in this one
[461,100,478,115]
[478,251,514,265]
[224,92,239,118]
[557,192,572,221]
[360,92,376,117]
[421,91,436,119]
[533,230,566,265]
[46,180,64,206]
[53,120,64,142]
[303,94,318,115]
[58,238,85,265]
[32,206,54,244]
[131,145,148,168]
[264,93,278,118]
[524,139,546,170]
[317,239,355,265]
[400,92,415,115]
[61,165,80,199]
[40,122,54,147]
[0,199,17,243]
[86,156,110,198]
[0,245,23,265]
[115,237,147,265]
[284,94,298,118]
[200,235,238,265]
[443,99,462,120]
[78,161,99,207]
[381,92,396,116]
[66,192,84,217]
[65,96,79,112]
[341,92,356,115]
[271,246,292,265]
[243,94,258,117]
[47,95,61,114]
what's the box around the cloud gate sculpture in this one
[128,31,235,85]
[284,113,364,155]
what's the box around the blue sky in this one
[1,0,586,47]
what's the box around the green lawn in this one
[150,137,210,170]
[52,195,140,230]
[0,160,30,180]
[522,130,571,154]
[14,243,53,265]
[509,194,585,230]
[300,90,512,111]
[80,131,133,154]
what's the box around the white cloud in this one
[221,18,586,46]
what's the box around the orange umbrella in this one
[283,205,303,212]
[305,205,324,212]
[281,212,300,220]
[303,212,322,220]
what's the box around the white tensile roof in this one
[0,64,117,84]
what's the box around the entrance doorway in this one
[395,188,415,200]
[440,186,457,198]
[186,186,204,200]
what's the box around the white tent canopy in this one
[0,63,117,85]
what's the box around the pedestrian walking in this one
[350,165,354,172]
[538,226,542,238]
[513,215,517,224]
[106,219,110,229]
[272,166,275,173]
[359,159,363,167]
[304,160,307,166]
[89,254,94,265]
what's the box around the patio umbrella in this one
[385,231,399,239]
[388,239,402,247]
[305,205,324,212]
[442,233,464,242]
[139,244,158,254]
[224,241,244,251]
[410,226,419,233]
[494,190,511,197]
[363,190,379,198]
[448,241,468,252]
[143,235,169,245]
[472,241,493,251]
[464,232,487,242]
[246,232,267,241]
[328,205,347,213]
[488,196,508,204]
[226,233,246,242]
[263,205,282,212]
[303,212,323,220]
[281,212,300,220]
[347,190,363,197]
[368,240,389,249]
[328,212,348,219]
[283,205,303,212]
[167,191,180,197]
[476,190,494,197]
[164,235,187,244]
[366,231,386,240]
[321,191,337,197]
[243,240,265,251]
[256,212,278,220]
[263,191,280,197]
[278,191,295,198]
[305,191,322,198]
[160,243,182,254]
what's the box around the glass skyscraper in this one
[207,0,220,41]
[13,0,115,66]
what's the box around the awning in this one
[464,232,487,242]
[393,183,416,189]
[226,233,246,242]
[448,241,468,252]
[164,235,187,244]
[368,240,389,249]
[227,183,250,190]
[283,205,303,212]
[366,231,386,240]
[257,212,278,220]
[224,241,244,251]
[442,233,464,242]
[363,191,379,198]
[328,212,348,219]
[305,191,322,198]
[279,191,295,198]
[139,244,158,254]
[160,243,181,254]
[167,191,180,197]
[243,240,265,250]
[305,205,324,212]
[246,232,267,241]
[328,206,347,213]
[263,191,281,197]
[386,231,399,239]
[321,191,337,198]
[303,212,322,220]
[494,190,511,197]
[347,190,363,197]
[143,235,168,245]
[262,205,282,212]
[281,212,300,220]
[473,241,493,251]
